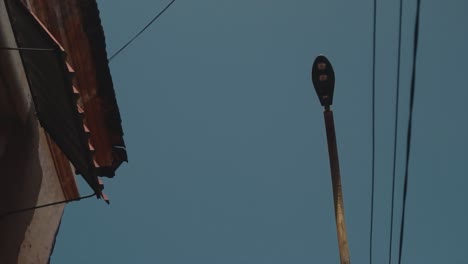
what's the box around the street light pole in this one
[324,106,350,264]
[312,55,350,264]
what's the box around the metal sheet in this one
[5,0,101,195]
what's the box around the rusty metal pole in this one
[311,55,350,264]
[323,106,350,264]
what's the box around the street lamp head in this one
[312,55,335,107]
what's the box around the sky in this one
[52,0,468,263]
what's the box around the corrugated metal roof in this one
[4,0,103,196]
[21,0,127,178]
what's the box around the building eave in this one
[21,0,128,177]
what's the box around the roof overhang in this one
[4,0,105,199]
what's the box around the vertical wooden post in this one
[323,107,351,264]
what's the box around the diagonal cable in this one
[398,0,421,263]
[0,193,96,218]
[369,0,377,262]
[388,0,404,262]
[108,0,176,62]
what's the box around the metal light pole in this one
[312,55,350,264]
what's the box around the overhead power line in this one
[369,0,377,262]
[398,0,421,263]
[108,0,176,62]
[0,47,55,51]
[388,0,404,263]
[0,193,96,218]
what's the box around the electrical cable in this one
[397,0,421,263]
[108,0,176,62]
[0,47,55,51]
[369,0,377,262]
[0,193,96,219]
[388,0,404,263]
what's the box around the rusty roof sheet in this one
[21,0,127,177]
[5,0,103,197]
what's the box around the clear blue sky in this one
[52,0,468,263]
